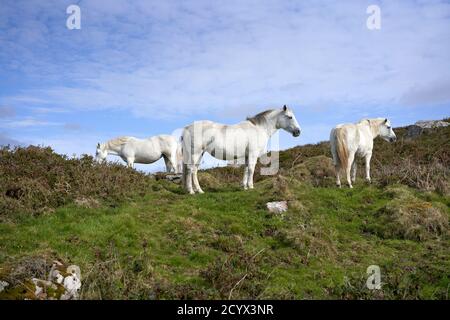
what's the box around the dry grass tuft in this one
[369,186,449,241]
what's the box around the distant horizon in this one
[3,114,448,174]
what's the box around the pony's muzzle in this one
[390,136,397,142]
[293,128,301,137]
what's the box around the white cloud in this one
[1,0,449,122]
[0,118,61,128]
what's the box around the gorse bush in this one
[0,146,154,221]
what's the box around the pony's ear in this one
[384,118,388,123]
[97,142,100,148]
[283,105,287,111]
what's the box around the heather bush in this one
[0,146,154,221]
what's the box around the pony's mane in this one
[246,109,276,125]
[358,118,386,136]
[105,136,132,148]
[358,118,385,126]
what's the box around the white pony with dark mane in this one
[181,105,301,194]
[95,135,182,173]
[330,118,396,188]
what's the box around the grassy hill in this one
[0,121,449,299]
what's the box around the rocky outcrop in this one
[0,260,81,300]
[406,120,449,138]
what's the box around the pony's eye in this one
[387,126,391,129]
[287,116,293,119]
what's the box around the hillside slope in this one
[0,121,449,299]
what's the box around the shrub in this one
[0,146,155,221]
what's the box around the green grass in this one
[1,178,448,299]
[1,123,449,299]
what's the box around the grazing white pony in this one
[181,105,301,194]
[95,135,182,173]
[330,118,397,188]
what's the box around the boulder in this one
[406,120,449,138]
[266,201,288,214]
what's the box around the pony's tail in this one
[334,128,348,172]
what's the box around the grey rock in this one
[165,174,182,183]
[406,120,449,138]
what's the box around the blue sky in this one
[1,0,449,171]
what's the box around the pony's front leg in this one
[364,153,372,183]
[241,166,249,190]
[185,165,195,194]
[247,159,257,189]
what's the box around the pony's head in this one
[95,143,107,163]
[276,105,301,137]
[378,118,397,142]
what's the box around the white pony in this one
[95,135,182,173]
[181,105,301,194]
[330,118,396,188]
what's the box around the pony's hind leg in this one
[191,153,204,193]
[192,166,204,194]
[163,154,175,173]
[335,164,341,188]
[185,165,195,194]
[126,157,135,169]
[346,153,355,188]
[185,152,203,194]
[169,153,178,173]
[351,161,357,183]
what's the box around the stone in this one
[0,281,9,292]
[266,201,288,214]
[61,272,81,300]
[165,173,182,183]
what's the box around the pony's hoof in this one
[349,185,353,189]
[188,190,195,195]
[197,190,204,194]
